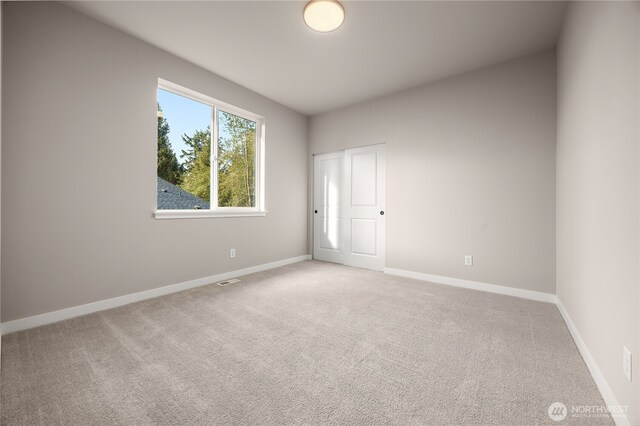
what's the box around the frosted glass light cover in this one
[304,0,345,32]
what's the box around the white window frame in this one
[154,79,266,219]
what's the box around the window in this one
[155,79,265,219]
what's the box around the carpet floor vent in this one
[217,278,241,287]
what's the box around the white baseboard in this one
[384,267,556,303]
[556,299,630,426]
[1,255,311,335]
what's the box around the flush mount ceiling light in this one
[303,0,345,33]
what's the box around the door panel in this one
[313,152,344,263]
[351,219,377,255]
[350,152,378,206]
[320,218,341,250]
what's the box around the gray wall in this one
[309,50,557,294]
[1,2,308,322]
[557,2,640,424]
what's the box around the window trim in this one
[154,78,266,219]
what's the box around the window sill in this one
[154,210,268,220]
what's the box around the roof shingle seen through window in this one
[157,177,210,210]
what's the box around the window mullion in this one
[211,105,219,210]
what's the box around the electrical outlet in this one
[229,248,236,258]
[464,255,473,266]
[623,346,632,382]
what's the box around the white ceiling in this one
[64,1,567,116]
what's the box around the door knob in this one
[380,211,385,215]
[314,210,318,214]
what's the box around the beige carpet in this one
[1,260,611,425]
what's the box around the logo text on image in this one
[548,402,628,421]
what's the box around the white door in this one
[343,144,385,271]
[313,151,344,264]
[313,145,386,270]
